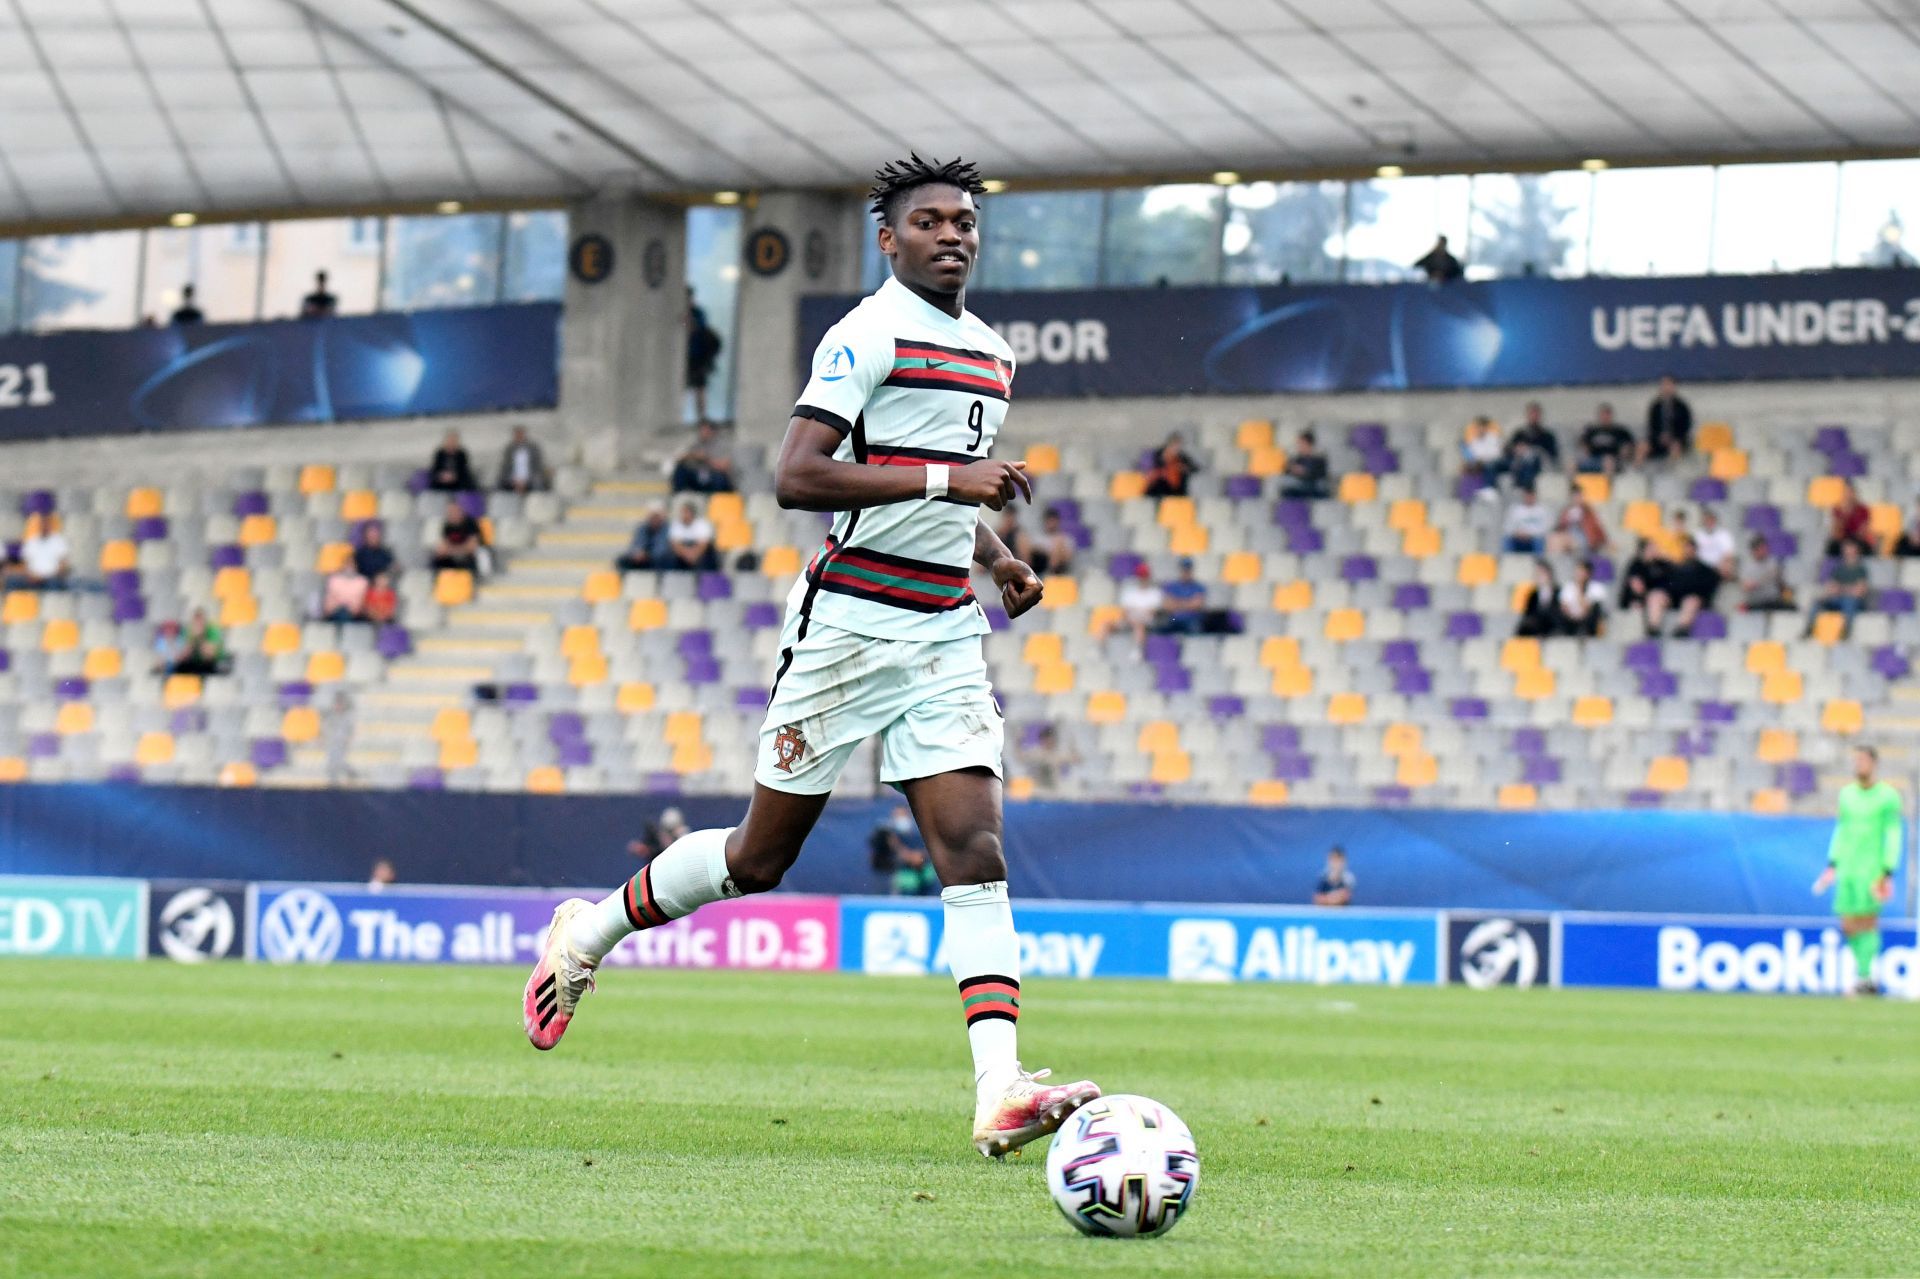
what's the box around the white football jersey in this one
[787,275,1016,643]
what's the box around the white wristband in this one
[925,464,950,500]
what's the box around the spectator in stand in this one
[320,569,370,623]
[686,290,724,423]
[1022,724,1079,796]
[1515,558,1562,638]
[1143,431,1200,498]
[1156,558,1207,635]
[1577,404,1636,475]
[1547,493,1609,557]
[671,421,736,495]
[170,284,204,326]
[430,499,487,573]
[364,572,397,625]
[616,509,672,572]
[495,425,551,494]
[352,522,394,582]
[1105,562,1163,646]
[1894,506,1920,558]
[995,509,1036,570]
[1559,558,1607,637]
[1646,539,1720,638]
[1644,375,1694,463]
[1824,480,1874,557]
[1808,539,1873,638]
[368,857,397,890]
[1461,416,1505,493]
[867,804,916,887]
[299,270,338,320]
[1502,488,1552,554]
[428,431,476,493]
[1739,536,1795,613]
[167,608,227,676]
[890,845,939,896]
[1619,537,1669,628]
[148,621,183,674]
[1312,846,1355,906]
[1413,235,1464,283]
[1507,403,1561,469]
[1028,507,1075,577]
[1280,430,1332,499]
[667,499,718,572]
[629,807,692,863]
[7,514,71,590]
[1693,508,1737,581]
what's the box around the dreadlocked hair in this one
[868,154,987,225]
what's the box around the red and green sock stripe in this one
[958,974,1020,1026]
[622,864,670,931]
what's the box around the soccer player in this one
[523,155,1099,1157]
[1813,745,1904,995]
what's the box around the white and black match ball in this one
[1044,1094,1198,1238]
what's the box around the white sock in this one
[568,826,737,964]
[942,880,1021,1097]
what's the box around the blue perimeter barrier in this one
[5,874,1915,998]
[0,784,1865,917]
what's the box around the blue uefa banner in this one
[841,897,1440,986]
[798,269,1920,397]
[0,303,559,442]
[1559,914,1920,996]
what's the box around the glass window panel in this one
[259,217,381,319]
[1835,159,1920,269]
[501,209,567,302]
[1588,166,1714,277]
[140,223,263,323]
[19,232,141,331]
[685,205,741,425]
[1221,181,1349,285]
[381,212,504,311]
[1467,172,1591,279]
[973,191,1102,290]
[0,240,18,333]
[1101,185,1224,287]
[1710,163,1837,274]
[1341,175,1471,283]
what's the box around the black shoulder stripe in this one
[793,404,851,435]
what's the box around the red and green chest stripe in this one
[885,339,1012,402]
[808,537,976,614]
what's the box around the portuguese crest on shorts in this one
[772,722,808,772]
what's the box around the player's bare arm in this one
[974,519,1043,619]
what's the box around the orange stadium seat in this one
[298,464,336,494]
[306,652,344,683]
[1457,554,1496,586]
[1156,497,1195,529]
[1247,780,1290,805]
[1337,473,1377,504]
[1810,613,1846,645]
[1513,668,1556,700]
[125,488,163,518]
[1806,477,1846,508]
[439,738,478,770]
[616,682,655,713]
[664,711,703,746]
[2,593,39,625]
[1271,580,1313,612]
[1500,637,1541,673]
[0,757,28,784]
[672,742,714,775]
[431,709,471,741]
[1033,662,1075,695]
[1326,693,1367,725]
[219,595,258,628]
[163,675,202,709]
[281,707,320,743]
[1006,776,1036,801]
[315,543,353,573]
[1757,729,1799,762]
[1497,784,1538,810]
[568,654,608,687]
[1695,422,1733,453]
[1023,633,1063,666]
[1024,443,1060,475]
[1246,446,1286,477]
[340,491,379,521]
[1259,637,1301,670]
[219,762,258,788]
[582,571,620,603]
[1744,641,1785,675]
[1271,666,1313,698]
[1572,696,1613,727]
[56,702,93,735]
[262,623,300,656]
[629,599,668,630]
[1396,753,1438,788]
[1646,757,1690,792]
[1708,449,1749,480]
[82,648,122,680]
[526,766,565,794]
[1750,789,1790,815]
[1821,700,1864,735]
[1109,472,1148,501]
[1387,499,1427,532]
[135,733,174,766]
[1168,525,1208,556]
[1762,671,1804,705]
[1039,575,1078,608]
[1572,474,1610,503]
[1137,721,1179,753]
[98,541,137,571]
[1381,722,1422,757]
[1085,691,1127,724]
[761,546,801,578]
[1222,552,1260,585]
[1324,609,1365,642]
[1150,751,1192,785]
[561,625,601,659]
[239,515,277,545]
[41,618,78,653]
[1235,420,1274,451]
[434,571,474,607]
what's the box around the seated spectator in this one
[1280,430,1332,500]
[364,573,398,625]
[1547,494,1608,557]
[1692,508,1736,580]
[1413,235,1463,282]
[430,499,487,573]
[1824,480,1874,557]
[616,508,672,572]
[299,270,337,320]
[1515,559,1561,638]
[148,620,184,675]
[667,500,718,572]
[1028,507,1075,577]
[169,284,204,326]
[167,608,227,677]
[1739,536,1795,613]
[868,804,916,884]
[1502,488,1552,554]
[671,422,735,495]
[1461,416,1505,492]
[321,569,370,623]
[496,425,551,494]
[1022,725,1079,796]
[890,846,939,897]
[1643,375,1693,462]
[7,514,70,590]
[1558,558,1606,637]
[1104,562,1163,646]
[352,522,394,581]
[1808,540,1872,639]
[1312,846,1355,907]
[1576,404,1636,475]
[1647,540,1720,638]
[429,431,476,493]
[996,509,1037,569]
[1507,402,1561,469]
[1894,507,1920,558]
[1619,537,1669,623]
[1155,558,1207,635]
[1143,431,1200,498]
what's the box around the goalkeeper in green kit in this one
[1812,745,1904,996]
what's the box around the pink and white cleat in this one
[524,899,596,1051]
[972,1066,1101,1159]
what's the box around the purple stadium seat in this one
[1143,634,1181,663]
[1455,474,1486,502]
[1511,727,1546,755]
[697,573,733,602]
[1589,557,1616,583]
[1372,785,1412,805]
[644,772,683,795]
[1051,499,1082,521]
[27,733,59,759]
[1285,528,1325,553]
[1521,756,1562,784]
[1,541,15,562]
[1814,426,1851,453]
[1742,504,1782,532]
[1392,668,1432,695]
[1450,697,1489,720]
[1222,475,1262,500]
[112,597,147,623]
[1829,452,1867,479]
[408,768,446,789]
[982,604,1010,631]
[1361,447,1400,474]
[1390,583,1431,612]
[107,569,142,596]
[1623,641,1664,670]
[1879,589,1916,616]
[556,740,594,767]
[1206,695,1245,720]
[1673,729,1717,758]
[547,712,585,743]
[1872,647,1912,680]
[1382,639,1420,667]
[208,544,246,569]
[505,683,539,704]
[170,709,207,734]
[684,657,723,684]
[455,491,487,518]
[742,602,781,629]
[1350,423,1387,450]
[1445,612,1484,640]
[1126,782,1167,799]
[0,650,11,673]
[131,517,168,542]
[21,490,55,517]
[1766,532,1798,558]
[676,630,714,658]
[1688,478,1728,503]
[277,682,313,705]
[1108,552,1145,579]
[1625,789,1664,807]
[1778,762,1818,797]
[106,764,141,784]
[1262,724,1301,753]
[1273,500,1314,529]
[736,687,769,710]
[1638,670,1680,700]
[376,626,413,659]
[1697,700,1738,724]
[1271,753,1314,782]
[1154,666,1192,693]
[1340,555,1378,582]
[250,739,289,769]
[1688,612,1728,640]
[406,469,431,495]
[55,679,88,700]
[232,492,269,518]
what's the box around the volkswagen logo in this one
[259,889,343,964]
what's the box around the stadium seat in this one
[2,593,39,624]
[1271,580,1313,612]
[1338,473,1377,504]
[315,543,353,573]
[1750,788,1789,815]
[219,595,258,627]
[0,758,29,783]
[561,625,601,658]
[1235,420,1274,451]
[163,675,202,709]
[1085,691,1127,723]
[1326,693,1367,724]
[1247,446,1286,477]
[1500,637,1542,673]
[340,491,379,521]
[1457,554,1496,586]
[582,571,620,603]
[298,464,335,494]
[434,571,474,606]
[1109,472,1148,501]
[240,514,277,545]
[1006,775,1036,800]
[1573,474,1610,503]
[1023,633,1063,666]
[1087,605,1123,635]
[1156,498,1195,529]
[1033,662,1075,694]
[1247,780,1290,805]
[1222,552,1260,584]
[665,711,703,746]
[1810,613,1846,645]
[282,707,320,742]
[1757,729,1799,762]
[1646,756,1690,792]
[629,598,668,630]
[1324,609,1365,641]
[56,702,94,735]
[1382,722,1422,756]
[672,741,714,774]
[82,647,122,680]
[1039,576,1079,608]
[306,652,345,683]
[1623,501,1664,538]
[526,766,565,794]
[1497,783,1537,810]
[432,709,471,741]
[135,732,174,766]
[126,487,163,518]
[616,682,656,712]
[1168,525,1208,555]
[1744,641,1786,675]
[1137,720,1179,753]
[1572,696,1613,727]
[219,762,258,787]
[1403,526,1442,559]
[1149,750,1192,784]
[1806,477,1845,508]
[1271,666,1313,698]
[1387,499,1427,532]
[708,493,745,525]
[99,540,137,571]
[1514,667,1556,700]
[439,737,479,770]
[1395,753,1438,787]
[1708,449,1749,480]
[1025,443,1060,475]
[41,618,79,653]
[1821,699,1864,735]
[568,654,608,686]
[1696,422,1734,453]
[1259,637,1301,670]
[1761,670,1804,704]
[213,567,251,599]
[262,623,300,656]
[761,546,801,577]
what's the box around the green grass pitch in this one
[4,961,1919,1278]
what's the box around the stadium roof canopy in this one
[2,0,1916,225]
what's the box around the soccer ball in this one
[1044,1094,1198,1238]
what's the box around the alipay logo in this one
[1457,918,1539,989]
[818,344,855,382]
[157,888,235,963]
[862,911,931,975]
[1168,920,1238,982]
[259,889,343,964]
